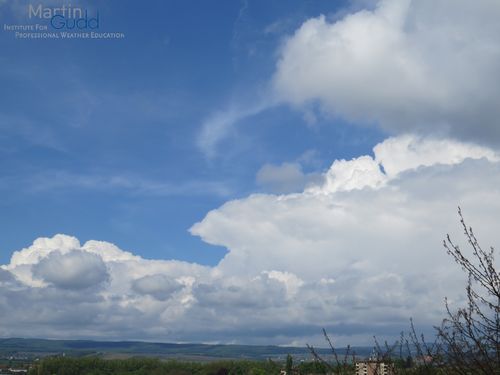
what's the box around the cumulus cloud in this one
[273,0,500,144]
[373,135,499,177]
[0,268,17,287]
[1,135,499,345]
[32,250,109,290]
[198,0,500,158]
[131,274,184,301]
[0,234,210,341]
[189,135,500,342]
[307,134,498,194]
[194,273,288,309]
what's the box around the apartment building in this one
[355,360,394,375]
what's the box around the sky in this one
[0,0,499,347]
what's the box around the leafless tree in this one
[307,328,354,374]
[309,208,498,374]
[436,207,499,374]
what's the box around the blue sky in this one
[1,0,500,346]
[0,0,383,265]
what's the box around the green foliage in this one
[285,354,293,373]
[27,356,477,375]
[296,360,330,374]
[248,369,266,375]
[33,357,282,375]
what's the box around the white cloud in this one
[189,135,500,343]
[307,134,498,195]
[164,0,495,344]
[273,0,500,144]
[264,270,304,298]
[197,0,500,159]
[309,155,386,194]
[1,136,499,344]
[373,135,499,177]
[8,235,82,269]
[197,103,268,159]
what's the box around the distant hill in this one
[0,338,373,361]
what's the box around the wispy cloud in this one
[0,171,233,198]
[196,100,270,159]
[0,113,68,153]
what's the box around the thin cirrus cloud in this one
[2,135,499,344]
[196,101,271,159]
[0,171,233,198]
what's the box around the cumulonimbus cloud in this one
[1,135,499,345]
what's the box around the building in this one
[355,360,394,375]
